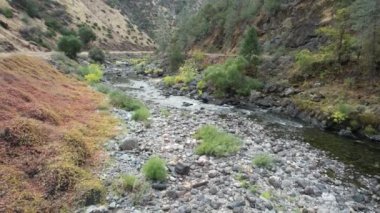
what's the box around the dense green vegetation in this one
[57,36,83,59]
[202,57,263,97]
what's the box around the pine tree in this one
[239,27,260,67]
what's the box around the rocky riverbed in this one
[82,59,380,213]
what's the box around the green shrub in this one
[0,8,13,18]
[132,107,150,121]
[108,90,145,111]
[203,57,263,97]
[173,60,197,84]
[11,0,39,18]
[78,25,96,45]
[79,64,103,84]
[252,153,274,169]
[142,156,167,181]
[163,76,174,87]
[45,17,61,32]
[113,174,139,193]
[89,47,105,64]
[330,104,353,124]
[194,125,241,157]
[57,35,83,59]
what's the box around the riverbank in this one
[82,57,380,212]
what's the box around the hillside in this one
[0,55,117,211]
[0,0,154,52]
[106,0,205,37]
[161,0,380,140]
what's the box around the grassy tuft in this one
[112,174,149,205]
[109,90,145,111]
[23,105,61,125]
[194,125,241,157]
[63,129,92,166]
[132,107,150,121]
[142,156,167,181]
[252,153,275,169]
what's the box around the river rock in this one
[175,163,190,175]
[84,206,108,213]
[227,199,245,209]
[268,176,282,188]
[119,138,139,151]
[152,183,168,191]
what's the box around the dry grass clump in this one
[44,162,87,196]
[2,118,47,146]
[74,179,106,206]
[22,104,62,125]
[63,129,92,166]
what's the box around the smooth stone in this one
[192,180,209,188]
[119,138,139,150]
[175,163,190,175]
[227,200,246,209]
[152,183,168,191]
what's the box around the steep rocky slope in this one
[0,0,154,52]
[107,0,205,37]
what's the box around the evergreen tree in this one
[239,27,260,67]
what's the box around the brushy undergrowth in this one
[194,125,241,157]
[252,153,275,169]
[79,64,104,84]
[163,60,197,87]
[142,156,167,181]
